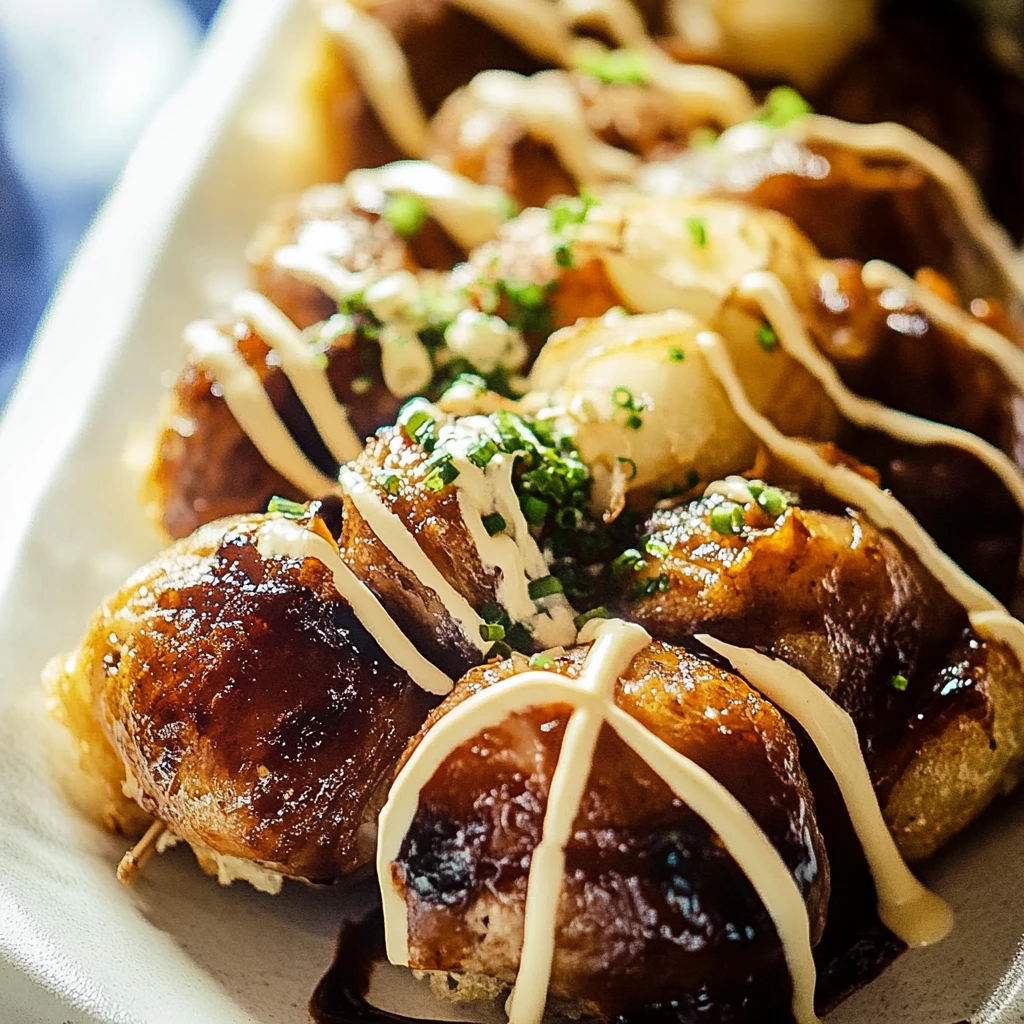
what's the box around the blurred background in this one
[0,0,221,407]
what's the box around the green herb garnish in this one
[687,216,707,248]
[383,193,428,237]
[267,496,307,519]
[668,347,685,362]
[575,47,650,86]
[758,86,812,129]
[480,622,506,642]
[482,512,507,536]
[756,321,778,352]
[375,470,401,496]
[423,458,460,492]
[574,606,610,630]
[891,674,909,692]
[710,502,746,535]
[529,653,555,670]
[528,575,564,600]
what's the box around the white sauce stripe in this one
[804,117,1024,296]
[184,321,338,497]
[272,245,366,305]
[469,71,641,185]
[232,290,363,464]
[256,517,452,695]
[377,619,821,1024]
[321,1,430,157]
[697,635,952,948]
[861,260,1024,395]
[338,467,490,653]
[736,271,1024,518]
[603,704,819,1024]
[508,620,649,1024]
[320,0,755,183]
[346,161,511,251]
[695,329,1024,698]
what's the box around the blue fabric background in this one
[0,0,222,407]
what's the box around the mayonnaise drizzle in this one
[468,70,641,184]
[319,0,756,166]
[338,465,491,654]
[736,270,1024,519]
[801,117,1024,297]
[861,260,1024,394]
[255,515,452,695]
[695,329,1024,671]
[232,290,363,464]
[321,0,430,157]
[345,161,512,251]
[697,635,952,948]
[437,417,578,648]
[377,617,820,1024]
[184,321,338,497]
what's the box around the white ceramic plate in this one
[2,2,1024,1021]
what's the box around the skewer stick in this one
[116,820,167,886]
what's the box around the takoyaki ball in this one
[339,408,585,677]
[530,308,836,513]
[804,260,1024,599]
[389,639,829,1020]
[44,509,440,884]
[642,122,1021,310]
[145,316,399,540]
[246,183,421,329]
[621,491,1024,861]
[426,69,694,210]
[816,0,1024,241]
[329,0,544,171]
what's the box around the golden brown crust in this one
[47,513,438,881]
[341,427,499,678]
[623,497,1024,860]
[395,641,829,1018]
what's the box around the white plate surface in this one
[1,2,1024,1021]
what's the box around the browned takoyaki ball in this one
[391,639,829,1021]
[620,493,1024,860]
[45,509,439,883]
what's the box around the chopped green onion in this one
[574,47,650,86]
[554,506,582,529]
[891,673,909,692]
[756,487,788,518]
[625,412,644,431]
[668,347,685,362]
[617,456,638,480]
[467,438,500,468]
[756,321,778,352]
[611,549,646,578]
[375,470,401,496]
[686,216,707,248]
[520,494,549,525]
[480,622,506,642]
[383,193,428,237]
[549,193,596,234]
[758,85,812,128]
[482,512,507,536]
[530,653,555,670]
[747,479,765,501]
[528,575,564,600]
[645,537,670,559]
[612,386,635,409]
[574,606,610,630]
[313,353,329,370]
[710,502,745,535]
[423,459,460,492]
[401,405,434,439]
[267,496,307,519]
[554,242,575,268]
